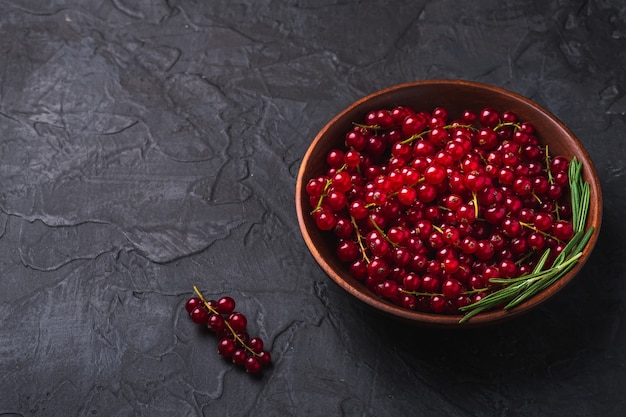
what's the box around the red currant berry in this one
[258,350,272,366]
[185,297,202,314]
[228,312,248,332]
[216,296,236,314]
[207,314,226,333]
[248,337,264,353]
[442,278,463,298]
[479,107,500,128]
[217,338,237,358]
[326,149,345,168]
[336,239,360,262]
[430,295,447,313]
[402,114,427,137]
[245,356,263,373]
[231,348,248,365]
[552,220,575,241]
[190,307,209,325]
[533,212,554,231]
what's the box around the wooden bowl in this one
[295,80,602,327]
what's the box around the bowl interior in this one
[296,80,602,327]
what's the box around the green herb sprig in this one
[459,156,594,323]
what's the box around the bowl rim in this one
[296,79,603,327]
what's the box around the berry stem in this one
[493,121,521,131]
[518,221,562,243]
[353,122,381,130]
[368,216,403,248]
[472,192,479,218]
[400,123,475,145]
[545,145,554,184]
[351,216,370,263]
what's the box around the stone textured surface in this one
[0,0,625,416]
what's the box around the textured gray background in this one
[1,0,625,416]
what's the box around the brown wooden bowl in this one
[295,80,602,327]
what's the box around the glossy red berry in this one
[190,307,209,324]
[217,338,237,358]
[216,296,236,314]
[228,312,248,332]
[185,297,202,314]
[245,356,262,373]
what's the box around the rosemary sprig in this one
[459,157,593,323]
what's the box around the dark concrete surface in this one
[1,1,625,416]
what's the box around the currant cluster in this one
[185,286,271,374]
[306,105,577,315]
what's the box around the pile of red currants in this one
[306,105,579,316]
[185,287,271,374]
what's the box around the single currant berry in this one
[305,177,326,197]
[185,297,203,314]
[326,149,345,168]
[476,128,498,149]
[380,280,398,299]
[345,130,367,150]
[397,185,417,206]
[367,257,390,281]
[527,231,546,251]
[326,190,347,211]
[228,312,248,332]
[333,217,354,239]
[344,149,361,167]
[423,163,447,185]
[257,350,272,366]
[350,259,368,281]
[420,274,440,293]
[550,156,569,174]
[402,272,421,291]
[387,226,409,246]
[512,176,533,196]
[474,240,495,261]
[231,348,248,365]
[547,183,563,200]
[432,151,455,168]
[366,135,386,157]
[245,356,263,374]
[499,259,518,278]
[217,338,237,358]
[479,107,500,128]
[318,208,339,231]
[207,313,227,333]
[248,337,264,353]
[190,307,209,325]
[375,109,395,129]
[442,278,463,298]
[429,295,447,313]
[337,239,360,262]
[416,183,437,203]
[402,113,427,137]
[552,220,575,241]
[462,109,477,124]
[348,200,369,219]
[216,296,236,314]
[391,106,413,124]
[533,212,555,232]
